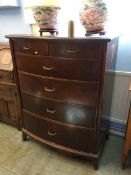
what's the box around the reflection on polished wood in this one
[7,35,119,170]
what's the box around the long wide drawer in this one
[18,72,98,106]
[15,54,100,81]
[21,92,96,128]
[23,110,96,153]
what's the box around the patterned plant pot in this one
[79,0,107,34]
[32,6,61,30]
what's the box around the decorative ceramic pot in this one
[32,6,61,30]
[79,0,107,33]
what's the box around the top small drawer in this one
[49,41,101,59]
[13,39,48,56]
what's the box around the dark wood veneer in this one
[7,35,118,170]
[13,39,48,56]
[0,45,20,128]
[18,71,98,106]
[49,40,102,59]
[23,110,96,153]
[21,91,96,128]
[15,54,100,81]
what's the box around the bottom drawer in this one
[23,110,96,153]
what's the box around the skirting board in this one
[102,115,127,137]
[102,70,131,136]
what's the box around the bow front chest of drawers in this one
[7,35,119,169]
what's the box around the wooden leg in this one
[92,158,99,170]
[121,154,127,169]
[121,142,129,169]
[22,131,27,141]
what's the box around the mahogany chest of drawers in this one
[7,35,119,169]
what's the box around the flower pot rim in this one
[26,5,61,9]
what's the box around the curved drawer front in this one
[13,39,48,56]
[21,92,96,128]
[23,110,96,153]
[18,72,98,106]
[49,40,101,59]
[15,54,100,81]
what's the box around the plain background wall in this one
[0,1,31,42]
[116,36,131,72]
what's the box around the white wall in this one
[0,0,31,42]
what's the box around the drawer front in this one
[16,54,100,81]
[21,92,96,128]
[0,86,12,99]
[13,39,48,56]
[0,71,13,82]
[49,41,101,59]
[18,72,98,106]
[0,98,7,115]
[23,110,96,153]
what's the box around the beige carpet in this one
[0,122,131,175]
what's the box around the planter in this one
[79,0,107,34]
[31,5,61,35]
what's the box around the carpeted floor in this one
[0,122,131,175]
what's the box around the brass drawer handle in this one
[42,66,54,70]
[23,46,30,50]
[48,130,56,136]
[67,50,78,53]
[45,87,55,92]
[46,108,56,114]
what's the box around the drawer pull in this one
[45,87,55,92]
[67,50,78,53]
[42,66,54,70]
[48,130,56,136]
[35,51,38,54]
[23,46,30,50]
[46,108,56,114]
